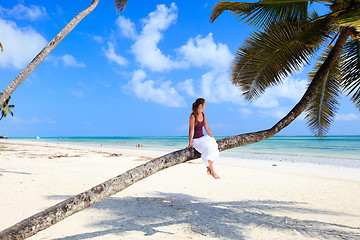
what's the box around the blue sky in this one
[0,0,359,137]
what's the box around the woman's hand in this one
[186,144,193,149]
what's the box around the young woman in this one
[187,98,220,179]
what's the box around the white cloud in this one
[258,107,307,120]
[103,42,127,66]
[335,113,360,121]
[116,16,138,40]
[30,117,41,123]
[252,77,308,108]
[252,77,309,120]
[178,33,232,70]
[125,70,185,107]
[200,70,244,104]
[71,90,84,99]
[175,33,242,105]
[46,117,56,124]
[0,4,47,21]
[131,3,180,72]
[239,108,253,115]
[275,77,308,100]
[93,35,104,43]
[176,34,241,104]
[116,3,314,109]
[8,116,26,124]
[62,54,86,68]
[259,107,291,119]
[177,79,196,97]
[251,94,279,108]
[112,3,247,107]
[10,116,41,124]
[0,18,47,69]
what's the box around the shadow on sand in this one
[48,192,360,240]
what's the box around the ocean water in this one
[10,136,360,167]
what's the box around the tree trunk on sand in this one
[0,28,350,240]
[0,0,99,107]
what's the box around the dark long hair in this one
[192,98,205,125]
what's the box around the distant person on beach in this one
[187,98,220,179]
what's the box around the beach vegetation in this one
[0,96,15,120]
[210,0,360,138]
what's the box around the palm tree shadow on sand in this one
[49,192,360,240]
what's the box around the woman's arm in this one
[203,113,214,138]
[187,114,195,148]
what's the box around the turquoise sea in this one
[10,136,360,168]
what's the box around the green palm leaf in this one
[233,17,332,100]
[210,2,259,23]
[114,0,128,13]
[337,8,360,32]
[341,39,360,109]
[305,46,342,138]
[210,0,331,27]
[0,96,15,120]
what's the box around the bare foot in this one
[207,160,220,179]
[207,167,211,175]
[210,171,220,179]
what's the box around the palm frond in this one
[210,2,258,23]
[0,96,15,120]
[210,0,330,27]
[2,96,10,108]
[233,17,332,101]
[114,0,127,14]
[336,6,360,32]
[341,39,360,109]
[305,46,342,138]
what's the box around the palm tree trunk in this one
[0,28,351,240]
[0,0,99,108]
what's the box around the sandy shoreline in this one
[1,140,360,239]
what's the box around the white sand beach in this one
[0,140,360,240]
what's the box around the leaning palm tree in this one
[210,0,360,137]
[1,0,359,239]
[0,96,15,120]
[0,0,100,107]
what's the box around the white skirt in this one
[192,135,220,167]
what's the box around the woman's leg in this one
[207,160,220,179]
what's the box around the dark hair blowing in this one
[192,98,205,125]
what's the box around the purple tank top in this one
[193,112,204,139]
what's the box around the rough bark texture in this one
[0,28,350,240]
[0,0,99,107]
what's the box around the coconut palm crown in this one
[211,0,360,137]
[0,96,15,120]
